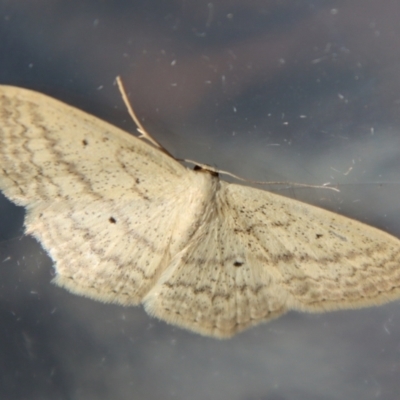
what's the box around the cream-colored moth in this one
[1,81,400,338]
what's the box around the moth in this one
[0,79,399,338]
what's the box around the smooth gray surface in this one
[1,1,400,399]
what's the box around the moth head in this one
[193,164,219,177]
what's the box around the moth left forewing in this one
[0,85,196,306]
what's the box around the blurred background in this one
[1,1,400,399]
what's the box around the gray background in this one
[1,1,400,399]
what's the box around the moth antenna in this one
[182,159,340,192]
[116,76,174,158]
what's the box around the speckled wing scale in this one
[1,85,400,338]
